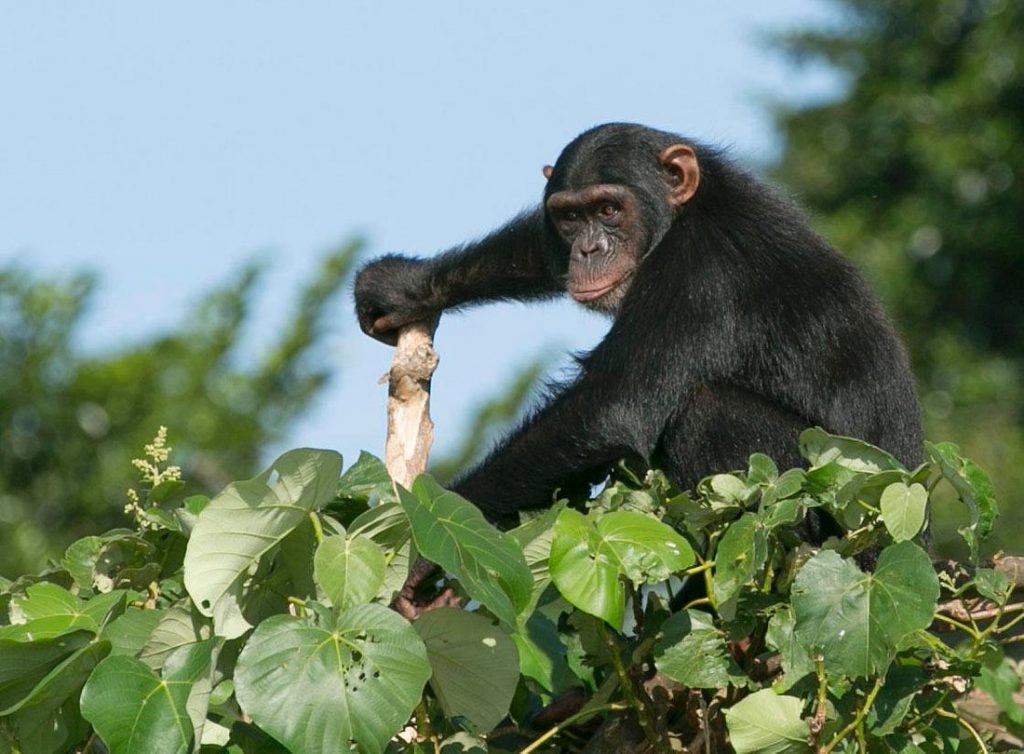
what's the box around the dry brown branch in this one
[382,319,439,488]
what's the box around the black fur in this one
[355,123,923,526]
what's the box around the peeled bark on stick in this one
[383,319,439,488]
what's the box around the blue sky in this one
[0,2,842,468]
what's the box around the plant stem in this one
[519,702,630,754]
[810,657,828,750]
[684,561,714,576]
[935,707,987,749]
[309,511,324,545]
[598,621,664,751]
[822,677,883,753]
[414,700,433,741]
[932,613,982,639]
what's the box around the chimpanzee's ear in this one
[542,165,554,180]
[659,144,700,206]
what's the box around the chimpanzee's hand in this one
[354,255,437,345]
[392,557,461,619]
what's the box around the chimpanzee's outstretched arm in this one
[355,207,562,342]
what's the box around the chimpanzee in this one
[355,123,922,604]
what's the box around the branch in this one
[383,319,440,488]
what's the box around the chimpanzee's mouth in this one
[570,280,619,303]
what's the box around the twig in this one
[519,702,631,754]
[382,319,439,488]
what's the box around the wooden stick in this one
[383,319,439,488]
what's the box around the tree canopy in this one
[0,244,358,576]
[770,0,1023,552]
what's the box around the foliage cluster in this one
[1,428,1020,753]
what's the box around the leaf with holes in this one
[926,441,998,562]
[234,604,430,754]
[183,448,342,638]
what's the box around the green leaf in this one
[976,657,1024,727]
[399,475,532,627]
[879,482,928,541]
[704,473,752,505]
[724,689,810,753]
[760,497,806,530]
[61,530,135,590]
[414,608,519,734]
[880,483,929,540]
[512,612,568,693]
[81,639,215,754]
[926,441,998,561]
[791,542,939,678]
[747,453,779,485]
[101,607,164,658]
[166,639,221,752]
[138,600,210,670]
[550,509,623,628]
[150,478,187,504]
[870,665,927,736]
[337,451,397,505]
[765,606,815,690]
[597,511,695,585]
[762,469,807,507]
[712,513,768,617]
[974,568,1011,605]
[654,610,746,689]
[508,503,562,615]
[313,532,386,610]
[0,630,93,711]
[234,604,430,754]
[183,448,342,638]
[550,509,693,629]
[800,427,902,472]
[1,584,124,642]
[0,639,108,754]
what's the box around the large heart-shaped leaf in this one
[791,542,938,678]
[184,449,342,638]
[234,604,430,754]
[81,641,216,754]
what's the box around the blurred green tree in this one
[0,243,358,576]
[771,0,1023,552]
